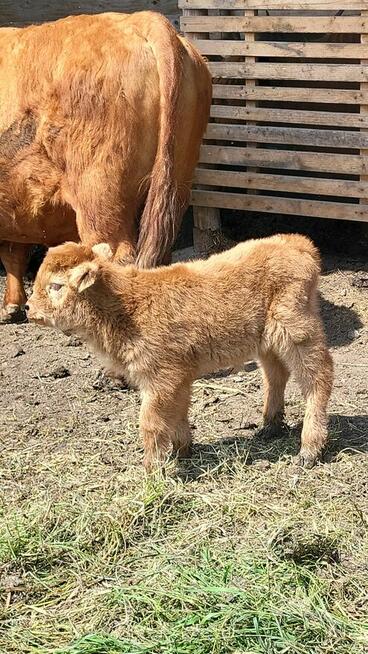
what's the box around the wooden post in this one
[361,8,367,212]
[244,8,258,199]
[182,6,221,256]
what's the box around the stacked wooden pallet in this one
[0,0,180,30]
[180,1,368,250]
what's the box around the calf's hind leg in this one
[0,242,29,323]
[282,338,333,468]
[259,351,290,439]
[171,384,193,460]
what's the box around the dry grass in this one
[0,414,367,654]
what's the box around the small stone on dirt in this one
[348,329,361,340]
[236,417,258,430]
[51,366,71,379]
[66,336,82,347]
[1,574,23,592]
[92,370,129,392]
[12,347,25,358]
[352,273,368,288]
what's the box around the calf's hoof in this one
[294,449,319,469]
[0,304,27,324]
[173,443,193,460]
[260,420,288,441]
[143,449,171,473]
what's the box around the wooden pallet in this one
[180,1,368,252]
[0,1,180,31]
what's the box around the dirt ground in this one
[0,247,367,474]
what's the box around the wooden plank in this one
[195,39,368,59]
[0,0,179,27]
[181,5,222,250]
[194,169,368,198]
[212,85,368,105]
[210,105,368,129]
[180,0,367,9]
[199,145,368,174]
[181,7,207,39]
[360,11,368,207]
[181,16,368,33]
[209,62,368,83]
[206,124,368,149]
[243,7,258,186]
[191,190,368,222]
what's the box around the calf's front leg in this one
[140,382,192,471]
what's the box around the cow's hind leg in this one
[0,242,29,323]
[74,183,138,265]
[259,351,290,439]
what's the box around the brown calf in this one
[26,234,333,470]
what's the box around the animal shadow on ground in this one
[179,414,368,481]
[320,295,363,348]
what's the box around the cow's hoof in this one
[0,304,27,324]
[294,450,318,469]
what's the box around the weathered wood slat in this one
[180,0,366,9]
[206,123,368,149]
[0,0,179,27]
[210,62,368,83]
[195,39,368,59]
[210,105,368,129]
[181,16,368,33]
[200,145,368,174]
[212,84,368,105]
[191,190,368,222]
[194,169,368,198]
[360,9,368,206]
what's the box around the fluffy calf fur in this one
[26,234,333,470]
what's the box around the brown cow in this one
[0,11,212,322]
[26,234,333,471]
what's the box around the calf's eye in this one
[49,282,63,291]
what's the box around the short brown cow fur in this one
[27,234,333,470]
[0,11,211,322]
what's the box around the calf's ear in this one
[69,261,99,293]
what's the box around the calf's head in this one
[26,242,113,332]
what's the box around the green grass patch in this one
[1,458,368,654]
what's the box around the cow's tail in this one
[135,16,185,268]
